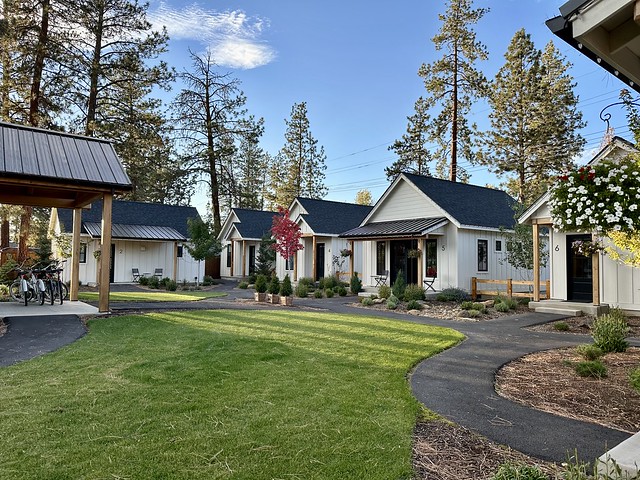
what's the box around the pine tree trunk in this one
[450,43,459,183]
[28,0,49,127]
[86,5,104,136]
[18,206,32,264]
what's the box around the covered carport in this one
[0,121,133,312]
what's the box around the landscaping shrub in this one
[503,298,519,310]
[495,302,510,313]
[202,275,214,286]
[491,462,548,480]
[436,287,470,302]
[403,283,424,302]
[592,313,630,353]
[461,301,474,310]
[295,284,309,298]
[361,297,373,306]
[138,276,149,286]
[313,289,323,299]
[337,286,347,296]
[323,275,340,290]
[575,360,607,378]
[255,275,268,293]
[333,285,340,294]
[318,277,326,289]
[406,300,423,310]
[386,298,398,310]
[165,280,177,291]
[576,344,603,361]
[160,277,171,288]
[472,302,487,313]
[325,288,334,298]
[247,273,257,285]
[553,321,570,331]
[0,284,10,300]
[378,284,392,299]
[238,281,249,289]
[268,276,280,295]
[0,257,18,284]
[630,366,640,393]
[298,277,315,288]
[350,272,362,294]
[466,309,482,318]
[148,276,160,289]
[369,294,378,300]
[280,274,293,297]
[391,271,406,299]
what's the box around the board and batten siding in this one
[549,230,567,300]
[368,179,442,222]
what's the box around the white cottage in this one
[218,208,276,279]
[520,137,639,314]
[51,200,204,285]
[341,173,547,292]
[274,198,372,282]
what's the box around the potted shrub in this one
[280,274,293,306]
[254,274,268,301]
[267,275,280,304]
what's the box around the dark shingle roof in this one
[296,198,373,235]
[0,121,132,188]
[57,200,201,239]
[402,173,517,229]
[341,217,448,239]
[231,208,277,240]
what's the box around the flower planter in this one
[266,293,280,304]
[280,295,293,306]
[254,292,267,302]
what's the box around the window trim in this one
[226,244,232,268]
[285,254,294,271]
[79,243,87,264]
[477,239,489,272]
[495,239,503,253]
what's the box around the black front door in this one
[316,243,325,280]
[390,239,418,285]
[248,246,256,274]
[109,243,115,284]
[567,234,593,302]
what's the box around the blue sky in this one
[147,0,635,215]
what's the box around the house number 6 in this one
[555,245,560,251]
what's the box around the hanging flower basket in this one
[572,240,605,257]
[340,248,352,257]
[407,248,422,259]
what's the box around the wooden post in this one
[98,193,112,313]
[471,277,477,300]
[593,234,600,305]
[312,236,317,280]
[173,242,178,282]
[230,242,234,277]
[349,239,354,278]
[507,278,513,298]
[70,208,82,301]
[242,240,247,277]
[532,223,540,302]
[293,251,298,282]
[545,280,551,300]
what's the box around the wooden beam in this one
[592,234,600,306]
[531,217,553,225]
[533,223,540,302]
[98,193,112,313]
[242,240,247,277]
[230,241,234,277]
[609,18,640,54]
[312,236,317,280]
[293,251,298,282]
[70,208,82,301]
[349,239,354,278]
[173,242,178,282]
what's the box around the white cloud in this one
[149,2,276,69]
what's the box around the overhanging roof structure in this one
[83,223,186,241]
[341,217,449,239]
[0,121,132,208]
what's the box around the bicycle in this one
[43,262,67,305]
[9,267,45,306]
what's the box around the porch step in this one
[534,306,583,317]
[598,431,640,478]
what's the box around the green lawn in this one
[0,310,463,479]
[77,290,227,302]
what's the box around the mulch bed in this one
[528,315,640,337]
[412,419,556,479]
[495,347,640,433]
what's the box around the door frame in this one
[566,234,593,302]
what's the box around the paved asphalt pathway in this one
[2,280,637,465]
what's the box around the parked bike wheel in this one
[47,281,55,305]
[9,281,22,302]
[60,282,68,303]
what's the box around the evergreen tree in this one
[402,0,489,182]
[273,102,327,207]
[255,233,276,277]
[481,30,585,205]
[386,98,433,180]
[229,134,269,210]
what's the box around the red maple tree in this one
[271,206,304,260]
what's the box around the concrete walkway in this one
[1,280,636,465]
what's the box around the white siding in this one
[601,243,640,310]
[550,230,568,300]
[368,179,442,222]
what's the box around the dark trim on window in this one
[376,241,385,275]
[286,255,294,271]
[226,245,232,268]
[495,240,502,253]
[79,243,87,264]
[177,245,184,258]
[477,239,488,272]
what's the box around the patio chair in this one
[132,268,141,283]
[423,276,436,292]
[154,268,163,279]
[371,270,388,287]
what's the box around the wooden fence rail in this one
[471,277,550,301]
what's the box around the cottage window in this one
[376,241,385,275]
[226,245,232,268]
[286,255,294,271]
[177,245,183,258]
[477,239,488,272]
[425,239,437,277]
[495,240,502,252]
[79,243,87,264]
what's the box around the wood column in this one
[293,251,298,282]
[173,242,178,281]
[70,208,82,301]
[230,242,234,277]
[532,223,540,302]
[312,236,317,280]
[242,240,247,277]
[98,193,113,313]
[349,240,354,278]
[592,234,600,306]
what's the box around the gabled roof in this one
[231,208,277,240]
[57,200,200,241]
[294,197,373,235]
[400,173,517,230]
[341,217,448,239]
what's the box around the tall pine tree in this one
[270,102,327,208]
[481,30,584,205]
[386,99,432,180]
